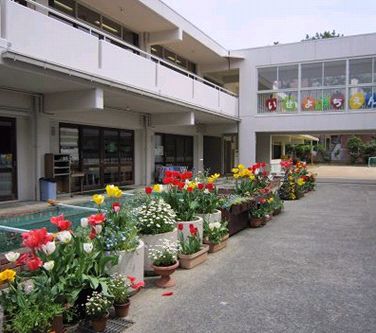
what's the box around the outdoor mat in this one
[77,319,134,332]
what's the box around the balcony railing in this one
[0,0,239,118]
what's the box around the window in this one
[323,61,346,86]
[102,16,121,38]
[349,58,373,85]
[301,62,322,88]
[49,0,76,16]
[278,65,298,89]
[258,67,277,90]
[151,45,163,58]
[77,4,100,28]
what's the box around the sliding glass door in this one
[0,118,17,201]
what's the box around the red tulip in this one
[162,291,174,296]
[88,213,106,226]
[112,202,121,213]
[178,223,184,231]
[131,281,145,289]
[205,183,214,191]
[187,186,193,192]
[50,214,72,231]
[198,183,204,190]
[145,187,153,195]
[26,255,43,271]
[21,228,53,250]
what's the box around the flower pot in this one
[265,214,273,222]
[249,216,263,228]
[91,314,109,332]
[141,229,177,273]
[52,314,64,333]
[197,209,222,224]
[261,216,267,225]
[273,207,282,216]
[203,234,229,253]
[177,216,203,243]
[297,191,305,199]
[109,240,145,286]
[178,244,209,269]
[114,301,130,318]
[152,261,179,288]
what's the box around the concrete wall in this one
[238,33,376,164]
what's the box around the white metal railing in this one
[9,0,237,98]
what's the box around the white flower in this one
[57,230,72,243]
[23,280,34,294]
[41,241,56,255]
[209,222,221,230]
[94,225,102,234]
[204,189,210,194]
[83,242,93,254]
[43,260,55,271]
[81,217,89,228]
[5,251,20,262]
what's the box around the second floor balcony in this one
[0,0,239,119]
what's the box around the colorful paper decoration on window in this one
[349,92,365,109]
[330,92,345,110]
[265,95,277,111]
[365,92,376,109]
[301,96,315,111]
[282,95,297,111]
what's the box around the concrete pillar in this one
[239,118,256,165]
[194,133,204,173]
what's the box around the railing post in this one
[192,77,195,99]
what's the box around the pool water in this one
[0,197,130,253]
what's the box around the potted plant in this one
[195,173,222,224]
[178,224,209,269]
[137,196,177,273]
[249,198,267,227]
[149,239,180,288]
[85,292,112,332]
[108,274,144,318]
[158,171,203,243]
[101,199,145,283]
[272,194,284,216]
[203,220,229,253]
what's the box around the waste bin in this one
[39,178,57,201]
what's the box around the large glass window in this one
[77,4,100,28]
[301,62,322,88]
[323,61,346,86]
[278,65,298,89]
[258,67,277,90]
[102,17,121,38]
[49,0,76,16]
[349,58,373,85]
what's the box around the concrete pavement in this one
[126,183,376,333]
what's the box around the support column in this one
[194,133,204,173]
[239,118,256,165]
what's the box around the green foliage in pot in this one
[203,220,228,244]
[178,224,201,255]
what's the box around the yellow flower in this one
[239,169,251,178]
[232,168,239,174]
[92,194,105,206]
[233,173,240,179]
[188,181,198,189]
[105,185,122,198]
[267,198,274,203]
[297,178,305,186]
[208,173,220,183]
[237,164,245,170]
[0,269,16,284]
[249,174,255,181]
[153,184,161,192]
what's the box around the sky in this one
[162,0,376,50]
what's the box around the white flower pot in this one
[109,240,145,283]
[177,216,204,244]
[141,229,177,273]
[197,209,222,224]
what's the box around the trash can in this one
[39,178,57,201]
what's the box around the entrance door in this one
[0,118,17,201]
[203,136,222,174]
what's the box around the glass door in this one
[81,127,101,189]
[0,118,17,201]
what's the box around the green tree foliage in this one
[347,136,364,164]
[304,30,343,41]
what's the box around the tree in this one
[346,136,364,164]
[304,30,343,41]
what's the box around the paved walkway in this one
[127,183,376,333]
[309,165,376,183]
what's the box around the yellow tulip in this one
[232,168,239,174]
[249,174,255,180]
[153,184,161,193]
[297,178,305,186]
[238,164,245,170]
[92,194,105,206]
[208,173,220,183]
[0,269,16,284]
[233,174,240,179]
[106,185,123,198]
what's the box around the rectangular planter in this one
[178,245,209,269]
[204,234,229,253]
[221,209,249,236]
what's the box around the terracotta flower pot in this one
[114,301,130,318]
[273,207,282,216]
[249,216,263,228]
[203,234,229,253]
[152,261,179,288]
[178,245,209,269]
[261,216,267,225]
[91,313,109,332]
[52,314,64,333]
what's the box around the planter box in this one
[273,207,282,216]
[249,216,263,228]
[204,234,229,253]
[108,241,145,284]
[177,216,203,243]
[178,244,209,269]
[197,209,222,223]
[221,208,249,236]
[141,229,177,273]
